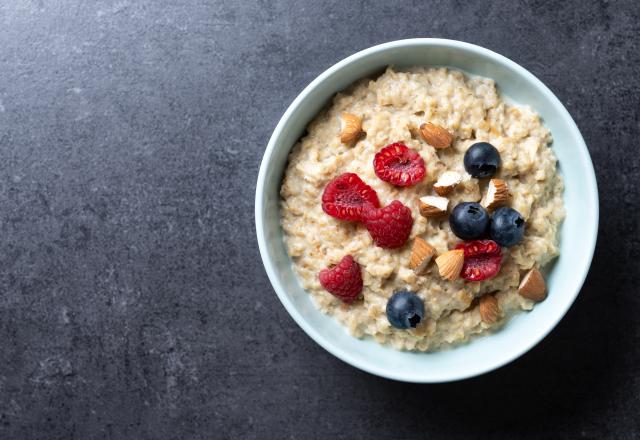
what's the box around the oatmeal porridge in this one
[279,67,564,351]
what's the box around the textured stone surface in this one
[0,1,638,439]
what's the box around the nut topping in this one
[483,179,511,210]
[419,122,453,149]
[409,237,435,274]
[479,294,500,324]
[434,171,462,196]
[518,267,547,301]
[418,195,449,217]
[340,113,364,144]
[435,249,464,281]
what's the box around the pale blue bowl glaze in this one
[255,39,598,382]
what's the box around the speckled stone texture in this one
[0,1,637,439]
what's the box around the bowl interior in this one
[256,39,598,382]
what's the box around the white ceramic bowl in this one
[255,39,598,382]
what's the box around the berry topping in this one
[449,202,490,240]
[464,142,501,178]
[321,173,380,221]
[362,200,413,249]
[386,290,425,329]
[373,142,426,186]
[318,255,363,303]
[490,207,525,247]
[454,240,503,281]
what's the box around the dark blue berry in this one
[490,207,525,247]
[464,142,501,178]
[386,291,425,329]
[450,202,490,240]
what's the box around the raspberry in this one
[373,142,426,186]
[362,200,413,249]
[321,173,380,221]
[318,255,363,303]
[454,240,503,281]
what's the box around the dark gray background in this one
[0,1,638,439]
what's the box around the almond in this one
[340,113,364,144]
[419,123,453,149]
[418,195,448,217]
[434,171,462,196]
[483,179,511,210]
[479,294,500,324]
[518,267,547,301]
[435,249,464,281]
[409,237,435,274]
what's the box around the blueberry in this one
[386,291,425,329]
[450,202,490,240]
[490,207,525,247]
[464,142,501,178]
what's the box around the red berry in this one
[362,200,413,249]
[322,173,380,221]
[318,255,363,303]
[454,240,503,281]
[373,142,426,186]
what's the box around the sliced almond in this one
[434,171,462,196]
[418,195,448,217]
[419,123,453,149]
[483,179,511,210]
[435,249,464,281]
[340,113,364,144]
[518,267,547,301]
[479,294,501,324]
[409,237,435,274]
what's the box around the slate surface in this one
[0,1,638,439]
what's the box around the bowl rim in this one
[255,38,599,382]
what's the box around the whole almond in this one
[518,267,547,301]
[409,237,435,274]
[435,249,464,281]
[419,123,453,149]
[340,113,364,144]
[479,294,500,324]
